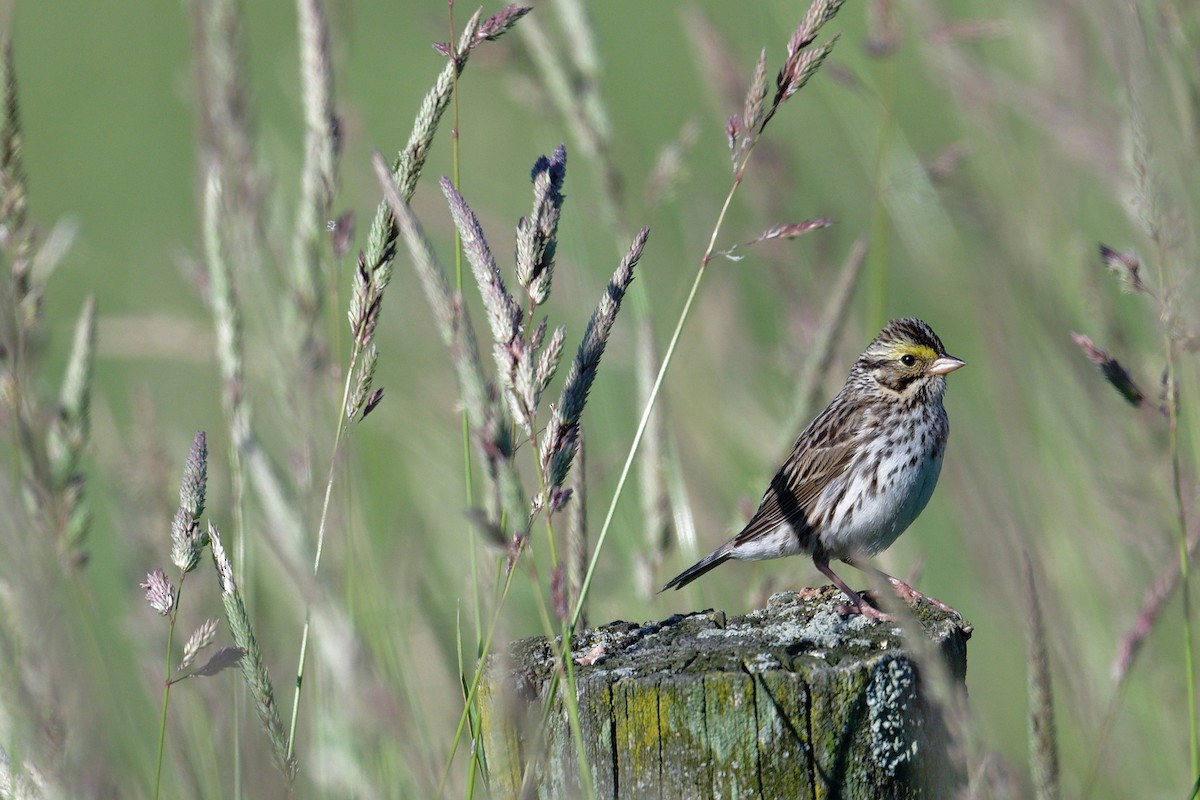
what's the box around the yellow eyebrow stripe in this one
[890,344,939,360]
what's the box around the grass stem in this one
[571,145,751,629]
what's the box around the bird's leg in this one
[842,557,960,616]
[813,555,893,621]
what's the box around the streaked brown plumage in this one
[661,318,965,619]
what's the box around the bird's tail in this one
[659,548,731,592]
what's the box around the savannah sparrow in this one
[661,317,965,620]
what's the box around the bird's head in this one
[857,317,965,400]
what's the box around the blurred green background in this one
[4,0,1199,796]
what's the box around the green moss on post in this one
[481,590,971,798]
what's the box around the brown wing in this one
[729,397,864,548]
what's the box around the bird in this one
[661,317,965,620]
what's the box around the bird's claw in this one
[885,577,963,617]
[836,599,895,622]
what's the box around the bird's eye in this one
[900,354,917,367]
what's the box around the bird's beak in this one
[927,355,966,376]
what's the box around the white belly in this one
[818,434,944,558]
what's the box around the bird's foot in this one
[836,593,895,622]
[884,576,962,616]
[840,604,897,623]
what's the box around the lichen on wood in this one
[481,589,971,799]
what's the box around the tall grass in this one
[0,0,1198,797]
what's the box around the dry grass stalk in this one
[1098,243,1148,295]
[202,167,250,445]
[1085,82,1200,777]
[378,5,528,225]
[346,342,379,421]
[146,434,256,709]
[1113,518,1200,684]
[740,49,769,145]
[191,0,254,179]
[445,146,569,440]
[541,227,650,493]
[644,119,699,208]
[353,5,528,425]
[635,320,672,597]
[567,428,588,629]
[149,431,213,798]
[274,10,549,759]
[0,37,93,567]
[179,618,219,673]
[170,431,208,574]
[515,146,566,309]
[281,0,341,463]
[439,178,522,379]
[192,30,317,616]
[722,219,836,260]
[684,9,753,134]
[200,156,328,733]
[1070,332,1149,410]
[371,153,488,429]
[0,37,29,293]
[210,523,296,781]
[188,0,265,276]
[141,568,176,617]
[751,219,835,243]
[1022,551,1059,800]
[436,175,535,541]
[926,19,1009,45]
[783,238,868,444]
[423,143,647,794]
[765,0,845,127]
[374,153,517,543]
[290,0,339,323]
[516,6,621,230]
[46,295,95,564]
[408,146,641,562]
[866,0,902,57]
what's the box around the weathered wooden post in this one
[480,589,971,799]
